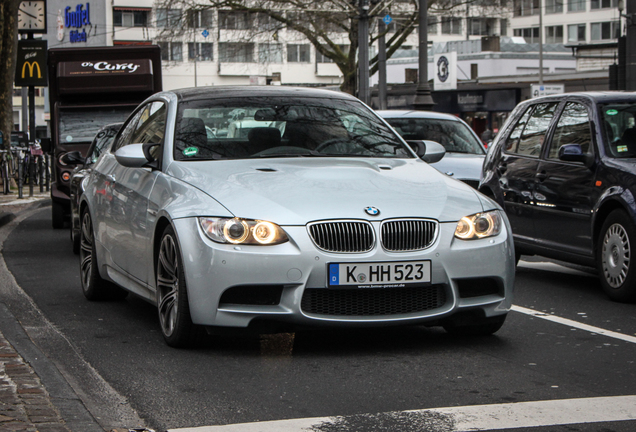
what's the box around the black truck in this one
[47,45,162,228]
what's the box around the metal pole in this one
[412,0,434,110]
[18,156,23,199]
[28,86,35,198]
[539,0,544,86]
[378,18,387,110]
[358,0,370,104]
[45,153,50,192]
[39,156,43,193]
[626,0,636,90]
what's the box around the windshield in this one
[173,97,412,161]
[600,103,636,158]
[58,107,133,145]
[384,117,485,155]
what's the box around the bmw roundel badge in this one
[365,206,380,216]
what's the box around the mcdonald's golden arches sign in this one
[15,40,48,87]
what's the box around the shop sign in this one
[64,3,91,43]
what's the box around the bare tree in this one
[153,0,511,95]
[0,0,20,150]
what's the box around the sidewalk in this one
[0,191,150,432]
[0,189,70,431]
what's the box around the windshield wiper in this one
[253,150,323,158]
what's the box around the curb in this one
[0,212,16,228]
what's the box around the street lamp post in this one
[412,0,434,110]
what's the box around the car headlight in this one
[454,211,502,240]
[198,217,289,245]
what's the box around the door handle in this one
[535,171,547,181]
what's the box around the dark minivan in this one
[480,92,636,302]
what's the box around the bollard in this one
[39,155,44,193]
[18,156,23,199]
[45,154,50,192]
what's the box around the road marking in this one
[167,395,636,431]
[512,305,636,344]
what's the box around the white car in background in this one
[377,110,487,189]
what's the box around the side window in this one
[548,102,592,160]
[505,106,533,153]
[516,102,558,157]
[114,110,143,151]
[129,102,167,146]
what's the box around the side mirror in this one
[558,144,594,168]
[116,143,160,169]
[61,150,84,165]
[115,143,151,168]
[407,140,446,164]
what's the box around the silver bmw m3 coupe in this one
[78,86,515,347]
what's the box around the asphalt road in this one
[3,208,636,432]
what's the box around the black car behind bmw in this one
[480,91,636,302]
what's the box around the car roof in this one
[528,91,636,104]
[376,110,464,122]
[156,86,358,103]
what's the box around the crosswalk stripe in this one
[167,395,636,431]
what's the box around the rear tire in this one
[597,209,636,303]
[156,225,201,348]
[52,201,65,229]
[443,313,507,336]
[79,210,128,301]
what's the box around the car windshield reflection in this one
[173,97,412,160]
[600,103,636,158]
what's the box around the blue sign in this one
[202,29,209,38]
[383,14,392,25]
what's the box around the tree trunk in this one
[0,0,19,150]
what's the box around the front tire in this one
[79,210,128,301]
[156,225,200,348]
[597,210,636,302]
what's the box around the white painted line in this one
[167,395,636,431]
[517,260,595,277]
[512,305,636,344]
[430,395,636,431]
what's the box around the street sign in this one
[202,29,209,38]
[531,84,564,98]
[383,14,392,25]
[15,39,48,87]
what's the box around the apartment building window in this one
[158,42,182,61]
[500,19,508,36]
[287,44,310,62]
[156,8,182,28]
[188,42,213,61]
[219,43,255,62]
[514,27,539,43]
[316,45,348,63]
[186,9,213,28]
[513,0,539,17]
[470,18,493,36]
[591,0,617,8]
[545,25,563,43]
[568,0,585,12]
[258,43,283,63]
[591,21,619,40]
[428,17,438,34]
[113,9,149,27]
[545,0,563,14]
[567,24,586,42]
[441,17,462,35]
[218,11,252,30]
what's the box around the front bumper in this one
[173,216,515,329]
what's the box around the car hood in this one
[430,153,485,182]
[166,158,483,225]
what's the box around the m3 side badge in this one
[365,206,380,216]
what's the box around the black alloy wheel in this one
[598,209,636,302]
[79,210,128,301]
[156,225,200,348]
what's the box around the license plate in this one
[328,260,431,288]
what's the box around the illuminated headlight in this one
[198,217,289,245]
[61,171,72,182]
[454,211,502,240]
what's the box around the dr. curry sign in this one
[15,39,48,87]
